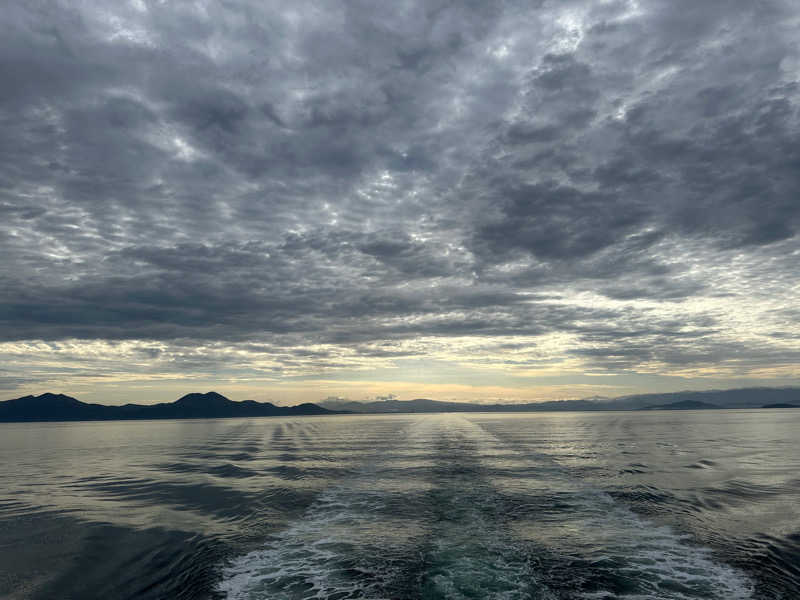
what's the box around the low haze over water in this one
[2,410,799,599]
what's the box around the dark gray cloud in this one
[1,0,799,390]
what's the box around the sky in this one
[1,0,800,405]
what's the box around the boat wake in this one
[218,415,754,599]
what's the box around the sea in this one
[0,410,798,599]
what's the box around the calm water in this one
[1,410,799,599]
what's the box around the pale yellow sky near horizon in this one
[8,372,799,407]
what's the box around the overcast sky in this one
[2,0,799,404]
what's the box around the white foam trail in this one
[570,492,754,600]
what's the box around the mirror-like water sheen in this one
[1,410,799,599]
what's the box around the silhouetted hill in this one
[607,387,800,410]
[762,403,800,409]
[0,393,119,421]
[0,392,333,422]
[175,391,232,407]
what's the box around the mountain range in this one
[1,387,799,423]
[0,392,333,422]
[318,387,800,413]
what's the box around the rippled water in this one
[1,410,799,599]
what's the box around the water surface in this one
[1,410,798,599]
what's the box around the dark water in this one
[1,411,799,599]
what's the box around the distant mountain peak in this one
[20,393,81,405]
[174,391,231,405]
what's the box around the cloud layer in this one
[2,0,799,401]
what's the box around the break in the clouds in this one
[1,0,799,403]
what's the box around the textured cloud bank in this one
[1,0,799,401]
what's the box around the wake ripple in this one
[218,415,755,600]
[218,421,423,599]
[411,416,551,600]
